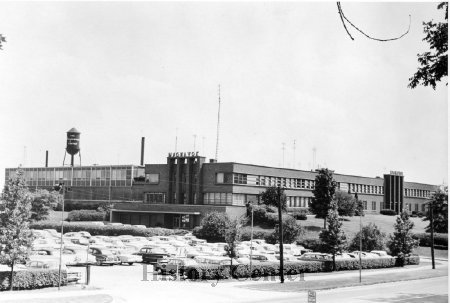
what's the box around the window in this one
[415,204,419,211]
[372,201,376,210]
[363,201,367,210]
[233,174,247,184]
[216,173,224,184]
[144,192,166,204]
[146,173,159,184]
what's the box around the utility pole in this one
[277,186,284,283]
[282,143,285,168]
[57,183,65,290]
[429,201,435,269]
[249,203,254,276]
[355,192,362,283]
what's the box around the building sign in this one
[168,152,199,158]
[390,171,404,176]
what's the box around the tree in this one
[334,191,357,217]
[388,211,419,266]
[260,186,287,211]
[30,189,60,221]
[0,169,34,291]
[319,201,347,271]
[192,211,230,242]
[98,201,114,221]
[224,217,246,266]
[409,2,448,89]
[424,188,448,233]
[0,34,5,50]
[266,215,303,244]
[348,223,386,252]
[310,168,337,228]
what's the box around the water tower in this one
[63,128,81,166]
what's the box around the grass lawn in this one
[299,214,429,239]
[413,246,448,259]
[46,210,69,222]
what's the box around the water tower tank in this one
[66,128,80,155]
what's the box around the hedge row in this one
[184,261,324,280]
[413,233,448,248]
[239,228,273,241]
[289,211,308,220]
[67,210,106,222]
[55,202,101,211]
[0,270,67,291]
[380,209,397,216]
[183,256,418,280]
[30,221,188,237]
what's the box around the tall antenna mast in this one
[293,140,296,169]
[282,142,285,168]
[215,85,221,162]
[193,134,197,151]
[175,127,178,152]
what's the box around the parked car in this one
[370,250,391,257]
[88,246,121,266]
[113,247,142,265]
[159,257,198,275]
[139,247,171,264]
[62,246,97,266]
[297,252,332,261]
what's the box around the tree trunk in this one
[332,254,336,272]
[323,217,326,229]
[9,263,14,291]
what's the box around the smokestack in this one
[45,150,48,167]
[140,137,145,166]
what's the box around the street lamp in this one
[355,192,362,283]
[277,186,284,284]
[249,202,254,275]
[54,183,65,291]
[427,200,436,269]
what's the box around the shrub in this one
[192,212,230,242]
[380,209,397,216]
[0,269,67,291]
[239,228,272,241]
[334,191,357,217]
[290,210,308,220]
[322,257,397,271]
[67,210,106,222]
[298,238,324,252]
[265,215,303,244]
[412,233,448,248]
[348,223,387,252]
[55,202,101,211]
[29,221,187,237]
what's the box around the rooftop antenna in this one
[175,128,178,152]
[313,147,317,170]
[293,140,296,169]
[193,134,197,151]
[282,143,286,168]
[215,85,221,162]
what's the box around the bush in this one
[0,269,67,291]
[67,210,106,222]
[239,228,272,241]
[380,209,397,216]
[290,210,308,220]
[412,233,448,248]
[265,215,303,244]
[30,221,187,237]
[55,202,101,211]
[322,257,397,271]
[298,238,324,252]
[192,212,230,242]
[348,223,387,252]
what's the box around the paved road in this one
[1,260,447,303]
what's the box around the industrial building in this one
[6,152,438,229]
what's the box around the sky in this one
[0,1,447,187]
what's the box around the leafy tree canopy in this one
[260,186,287,211]
[30,189,61,221]
[409,2,448,89]
[388,211,419,258]
[349,222,387,252]
[311,168,337,220]
[192,211,230,243]
[265,215,304,244]
[423,187,448,233]
[334,190,357,217]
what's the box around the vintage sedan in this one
[26,259,82,283]
[88,246,121,266]
[159,257,198,275]
[113,246,142,265]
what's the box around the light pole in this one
[249,202,254,275]
[277,186,284,283]
[355,192,362,283]
[57,183,65,290]
[428,200,436,269]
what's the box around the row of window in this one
[217,173,317,189]
[203,193,246,206]
[286,196,311,208]
[144,192,166,204]
[344,183,384,195]
[404,188,431,198]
